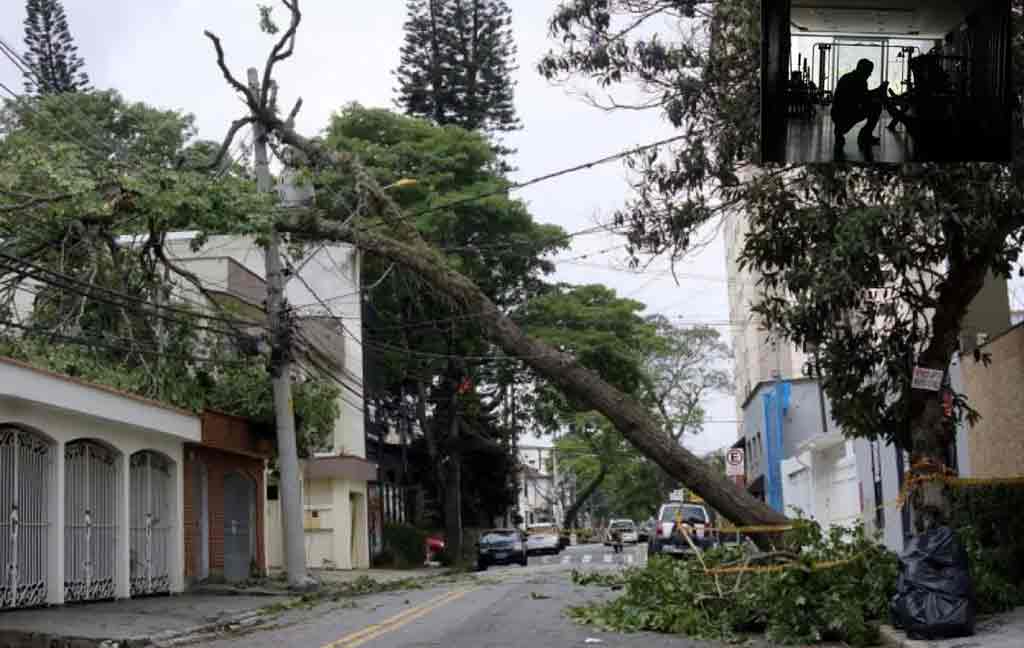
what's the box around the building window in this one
[267,484,279,501]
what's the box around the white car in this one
[605,519,639,544]
[525,523,562,555]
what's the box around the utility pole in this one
[248,68,313,590]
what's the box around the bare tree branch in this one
[262,0,302,108]
[197,116,254,172]
[203,30,257,108]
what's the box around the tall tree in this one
[22,0,90,94]
[539,0,1024,529]
[394,0,521,136]
[326,105,562,555]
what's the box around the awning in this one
[797,432,845,454]
[301,454,378,482]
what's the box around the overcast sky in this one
[0,0,747,456]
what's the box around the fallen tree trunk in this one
[273,198,787,534]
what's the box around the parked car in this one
[525,523,562,555]
[476,529,529,570]
[649,502,715,557]
[604,519,639,545]
[637,519,655,542]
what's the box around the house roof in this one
[0,355,195,417]
[0,356,201,442]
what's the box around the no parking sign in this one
[726,448,745,477]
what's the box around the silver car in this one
[525,523,561,555]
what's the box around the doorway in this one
[223,472,255,582]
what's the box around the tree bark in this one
[563,463,609,530]
[275,208,788,536]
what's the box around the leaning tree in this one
[199,0,788,537]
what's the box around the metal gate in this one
[1,426,51,610]
[130,451,171,597]
[65,440,119,603]
[223,472,253,582]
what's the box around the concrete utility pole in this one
[248,68,312,590]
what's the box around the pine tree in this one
[22,0,90,95]
[394,0,520,135]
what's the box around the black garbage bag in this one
[889,526,976,640]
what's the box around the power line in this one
[0,315,253,369]
[364,133,689,236]
[0,252,267,331]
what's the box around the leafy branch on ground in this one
[567,520,897,647]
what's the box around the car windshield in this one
[610,521,634,530]
[480,531,518,544]
[660,504,707,523]
[529,525,556,535]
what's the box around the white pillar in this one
[48,439,65,605]
[171,454,185,593]
[117,452,131,599]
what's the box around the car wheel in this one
[520,554,529,567]
[477,561,488,572]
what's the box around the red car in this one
[425,534,446,563]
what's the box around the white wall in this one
[781,440,859,530]
[164,235,366,460]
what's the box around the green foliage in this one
[950,485,1024,613]
[522,283,657,423]
[569,521,898,647]
[325,106,564,534]
[395,0,520,136]
[382,523,428,569]
[0,334,340,456]
[22,0,90,94]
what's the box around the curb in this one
[0,608,276,648]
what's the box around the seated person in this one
[831,59,888,148]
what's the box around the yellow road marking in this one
[322,587,474,648]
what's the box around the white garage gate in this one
[130,450,172,596]
[0,425,52,610]
[64,440,119,603]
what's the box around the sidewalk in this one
[0,593,282,648]
[0,568,451,648]
[880,607,1024,648]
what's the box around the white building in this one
[0,356,200,609]
[517,445,564,527]
[162,234,375,571]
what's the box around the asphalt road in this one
[202,542,750,648]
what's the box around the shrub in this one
[568,519,898,647]
[382,523,427,569]
[949,484,1024,613]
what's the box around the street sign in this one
[726,448,745,477]
[911,366,944,392]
